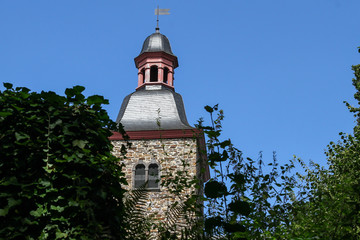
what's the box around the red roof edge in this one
[109,129,202,141]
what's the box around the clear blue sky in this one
[1,0,359,169]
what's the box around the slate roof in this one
[116,85,192,131]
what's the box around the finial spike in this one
[156,5,160,32]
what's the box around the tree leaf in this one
[228,199,251,216]
[0,111,12,117]
[72,139,87,149]
[204,105,213,113]
[15,132,30,141]
[204,180,227,198]
[3,82,13,89]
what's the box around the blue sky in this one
[1,0,359,169]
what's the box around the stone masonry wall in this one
[111,138,200,226]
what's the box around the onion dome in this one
[139,30,174,56]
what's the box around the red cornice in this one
[109,129,203,141]
[134,51,178,69]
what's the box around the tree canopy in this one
[288,62,360,239]
[0,84,127,239]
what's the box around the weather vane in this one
[155,6,170,32]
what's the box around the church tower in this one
[110,28,209,235]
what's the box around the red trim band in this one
[109,129,203,140]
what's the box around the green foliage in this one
[123,185,153,240]
[0,84,127,239]
[205,181,227,199]
[199,105,298,239]
[289,62,360,239]
[198,50,360,240]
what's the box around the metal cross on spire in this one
[155,6,170,32]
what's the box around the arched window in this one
[150,66,158,82]
[141,68,145,83]
[163,67,169,84]
[134,164,146,188]
[148,163,159,189]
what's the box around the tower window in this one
[148,163,159,189]
[141,68,145,83]
[150,66,158,82]
[163,67,169,84]
[133,162,160,190]
[134,164,146,188]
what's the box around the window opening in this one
[163,67,169,84]
[134,164,146,188]
[150,66,158,82]
[141,68,145,83]
[148,164,159,189]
